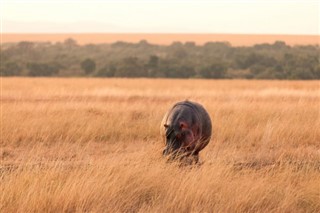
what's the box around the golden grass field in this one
[1,78,320,212]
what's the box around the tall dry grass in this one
[1,78,320,212]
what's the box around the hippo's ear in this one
[164,124,169,129]
[179,121,188,129]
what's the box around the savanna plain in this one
[1,78,320,212]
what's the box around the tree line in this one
[1,38,319,79]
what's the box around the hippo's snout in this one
[163,139,182,156]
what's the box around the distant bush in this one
[1,62,22,76]
[1,38,319,79]
[27,62,61,76]
[96,64,117,77]
[81,58,96,75]
[199,62,228,79]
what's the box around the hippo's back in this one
[176,101,212,150]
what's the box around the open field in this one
[1,78,320,212]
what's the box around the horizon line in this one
[2,33,319,46]
[2,32,320,36]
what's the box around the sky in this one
[1,0,319,34]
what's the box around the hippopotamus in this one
[160,100,212,163]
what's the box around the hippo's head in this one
[162,121,196,158]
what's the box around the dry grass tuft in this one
[1,78,320,212]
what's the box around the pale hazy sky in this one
[1,0,319,34]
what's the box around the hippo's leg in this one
[178,153,200,166]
